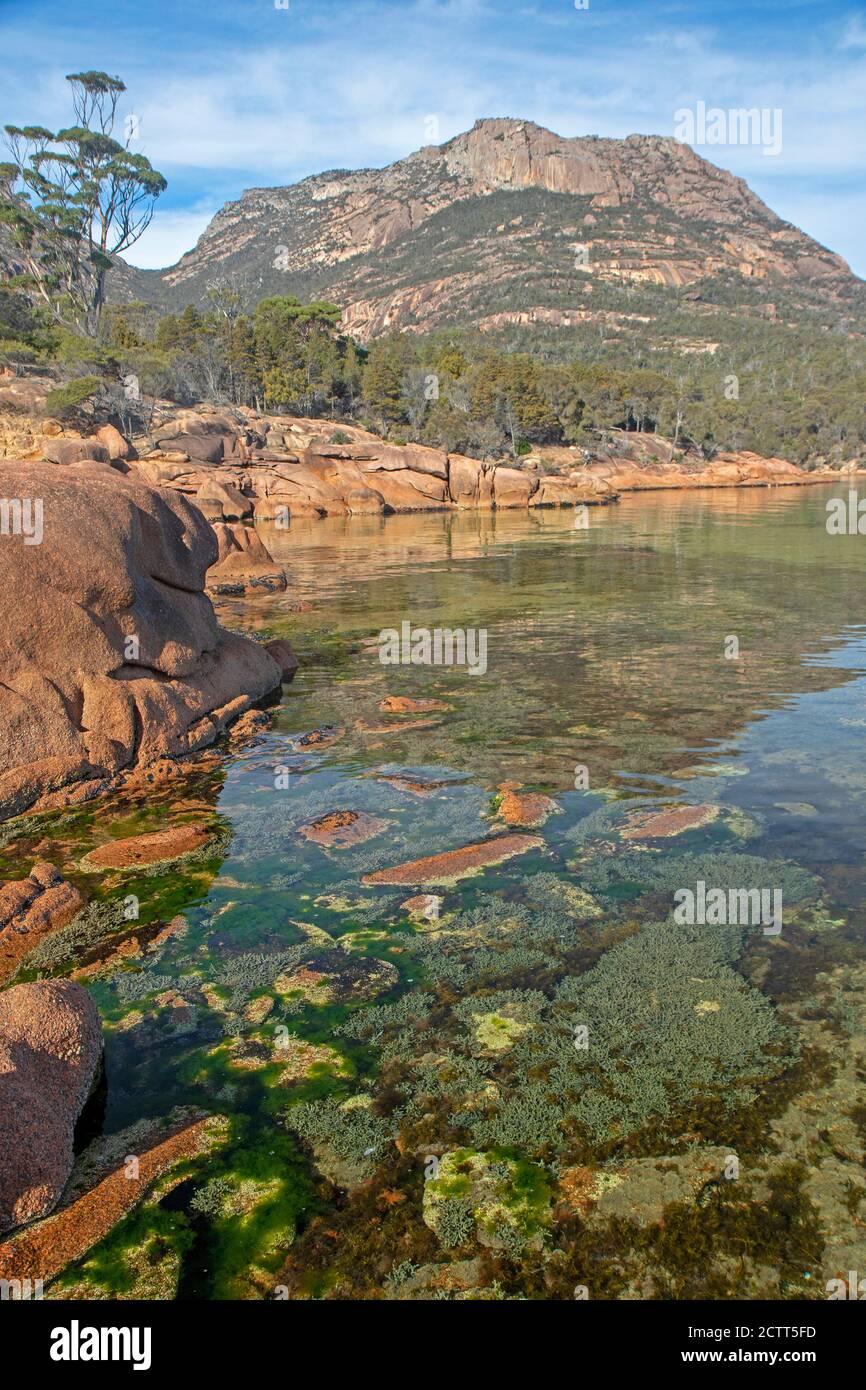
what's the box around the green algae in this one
[423,1149,553,1254]
[7,493,866,1300]
[49,1203,196,1301]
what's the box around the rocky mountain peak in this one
[114,118,862,347]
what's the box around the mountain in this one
[119,117,866,350]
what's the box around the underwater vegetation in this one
[5,493,866,1301]
[552,920,796,1143]
[308,883,798,1174]
[575,847,819,905]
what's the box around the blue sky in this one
[3,0,865,276]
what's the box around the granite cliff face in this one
[120,118,863,341]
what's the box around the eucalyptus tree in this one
[0,71,166,337]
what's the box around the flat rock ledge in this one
[0,1113,220,1279]
[362,833,543,886]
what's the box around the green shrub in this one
[44,374,104,418]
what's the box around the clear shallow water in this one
[7,484,866,1300]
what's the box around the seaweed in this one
[284,1096,392,1166]
[572,847,821,910]
[335,990,434,1045]
[15,898,130,976]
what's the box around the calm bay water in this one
[11,484,865,1300]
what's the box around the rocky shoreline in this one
[0,394,860,1295]
[1,392,846,535]
[0,397,848,857]
[0,459,295,824]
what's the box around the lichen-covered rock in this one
[0,980,103,1233]
[621,803,719,840]
[362,833,543,886]
[495,782,561,828]
[80,823,213,871]
[0,1112,221,1276]
[298,810,389,847]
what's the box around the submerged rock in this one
[423,1149,551,1252]
[576,1148,736,1227]
[621,803,719,839]
[275,949,398,1005]
[375,772,460,796]
[289,725,344,750]
[400,893,443,923]
[80,822,213,871]
[495,782,561,828]
[362,833,543,886]
[0,980,103,1233]
[385,1257,488,1300]
[228,709,271,745]
[471,1009,530,1053]
[379,695,452,713]
[298,809,389,848]
[275,1036,352,1085]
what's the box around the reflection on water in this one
[245,486,866,792]
[10,484,866,1300]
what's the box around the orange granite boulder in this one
[0,980,103,1233]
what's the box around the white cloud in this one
[3,3,865,275]
[120,206,219,269]
[121,18,866,184]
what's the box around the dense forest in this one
[3,281,863,466]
